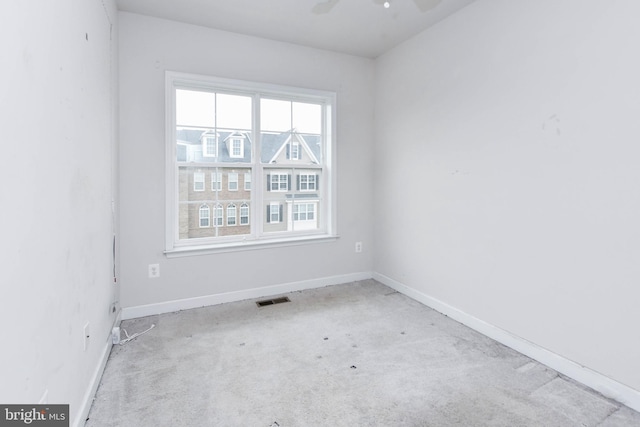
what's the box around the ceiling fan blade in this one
[413,0,442,12]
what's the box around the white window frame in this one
[211,172,222,191]
[228,172,239,191]
[269,202,281,223]
[203,136,218,158]
[244,172,251,191]
[213,203,223,227]
[227,203,237,226]
[193,172,205,192]
[240,203,250,225]
[299,173,317,192]
[293,203,316,222]
[290,142,300,160]
[199,204,210,228]
[165,72,337,256]
[230,138,244,158]
[270,173,289,192]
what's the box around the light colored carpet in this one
[86,280,640,426]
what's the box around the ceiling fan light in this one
[383,1,391,8]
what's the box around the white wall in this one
[0,0,119,425]
[118,13,374,309]
[375,0,640,396]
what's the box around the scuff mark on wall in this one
[542,114,561,136]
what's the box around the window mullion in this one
[253,93,263,239]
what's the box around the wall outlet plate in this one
[148,263,160,278]
[111,327,121,345]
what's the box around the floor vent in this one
[256,297,290,307]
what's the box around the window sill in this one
[164,234,339,258]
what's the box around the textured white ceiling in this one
[116,0,475,58]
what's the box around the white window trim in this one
[269,202,281,223]
[211,172,222,191]
[291,141,300,160]
[269,172,289,192]
[227,203,237,226]
[299,173,317,192]
[213,203,223,227]
[165,72,337,256]
[199,204,210,228]
[203,136,218,158]
[194,172,205,192]
[244,172,251,191]
[240,203,250,225]
[230,138,244,158]
[294,202,316,222]
[228,172,239,191]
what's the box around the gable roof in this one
[262,130,320,164]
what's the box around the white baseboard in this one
[122,271,373,320]
[75,310,121,427]
[74,339,112,427]
[373,272,640,413]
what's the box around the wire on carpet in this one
[119,324,155,345]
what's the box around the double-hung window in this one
[193,172,205,191]
[269,173,289,192]
[298,173,317,191]
[199,204,210,228]
[213,203,223,227]
[166,72,336,254]
[211,172,222,191]
[228,173,239,191]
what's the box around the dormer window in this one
[287,141,300,160]
[203,135,218,157]
[230,137,244,158]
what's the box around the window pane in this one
[228,173,238,191]
[178,166,251,239]
[240,203,250,225]
[264,168,292,233]
[193,172,205,191]
[298,133,322,164]
[216,93,251,130]
[292,102,321,134]
[199,205,210,228]
[176,90,215,127]
[260,131,322,165]
[227,204,237,226]
[220,130,251,163]
[260,99,322,134]
[263,168,320,233]
[261,99,291,132]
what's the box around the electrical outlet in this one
[355,242,363,253]
[111,327,121,345]
[148,263,160,278]
[83,322,90,351]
